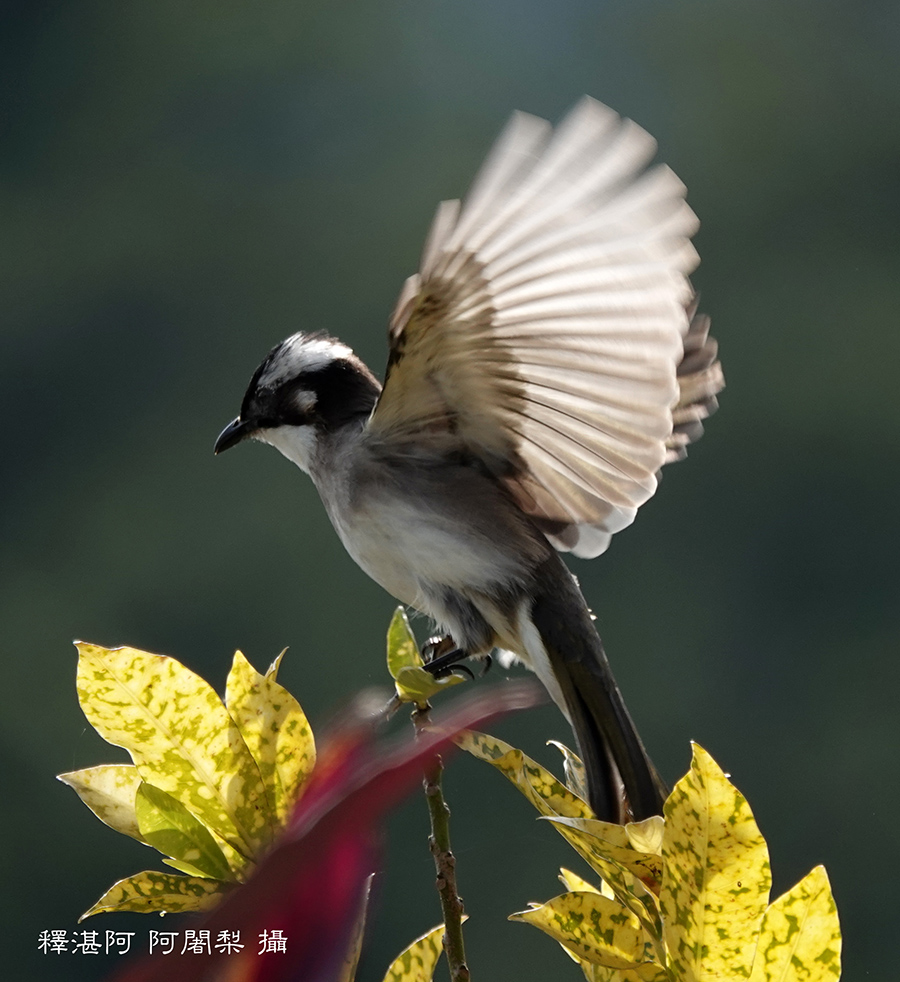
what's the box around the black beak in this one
[214,417,256,454]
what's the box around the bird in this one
[214,97,723,823]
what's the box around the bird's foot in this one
[421,636,473,680]
[421,635,458,662]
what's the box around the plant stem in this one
[414,708,470,982]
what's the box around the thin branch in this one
[414,707,470,982]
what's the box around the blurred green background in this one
[2,1,897,979]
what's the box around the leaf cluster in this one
[459,732,841,982]
[62,619,842,982]
[60,644,315,919]
[62,639,459,982]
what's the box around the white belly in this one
[326,492,513,611]
[305,433,549,653]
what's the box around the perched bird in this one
[215,97,723,823]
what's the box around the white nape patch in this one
[256,423,319,475]
[259,334,354,388]
[515,599,571,722]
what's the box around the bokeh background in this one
[3,1,897,979]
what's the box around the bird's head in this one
[214,332,381,473]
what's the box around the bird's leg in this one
[421,635,474,680]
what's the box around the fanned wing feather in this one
[370,97,723,558]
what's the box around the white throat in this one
[256,425,319,475]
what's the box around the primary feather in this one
[370,96,721,558]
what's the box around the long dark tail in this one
[527,556,667,823]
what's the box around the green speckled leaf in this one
[134,783,234,881]
[80,870,226,920]
[394,665,464,706]
[75,642,270,862]
[58,764,145,842]
[382,923,447,982]
[510,891,653,969]
[456,730,592,819]
[207,827,248,877]
[386,610,466,705]
[661,743,771,981]
[226,649,315,823]
[748,866,841,982]
[386,607,422,678]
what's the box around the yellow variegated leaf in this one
[581,962,669,982]
[630,968,670,982]
[510,891,653,969]
[226,650,315,823]
[548,740,589,801]
[561,868,618,902]
[558,936,659,982]
[58,764,145,842]
[387,612,467,705]
[80,870,226,920]
[626,816,665,856]
[162,858,218,878]
[456,730,592,819]
[748,866,841,982]
[549,817,663,886]
[265,649,289,677]
[134,783,234,881]
[662,743,771,981]
[559,867,602,895]
[544,816,664,949]
[460,731,660,948]
[76,643,270,861]
[208,826,249,877]
[394,665,464,707]
[382,922,453,982]
[387,607,422,679]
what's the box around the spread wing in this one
[367,97,723,558]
